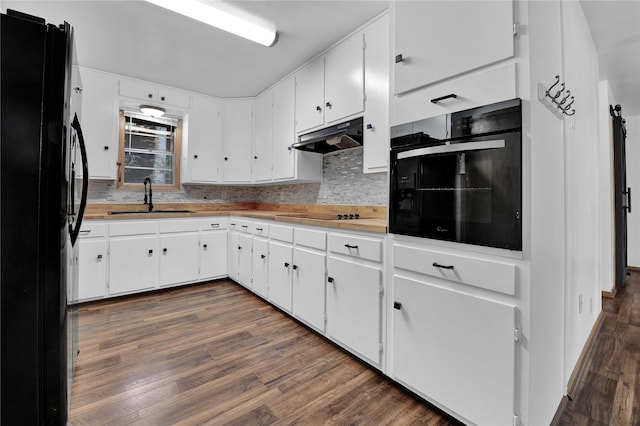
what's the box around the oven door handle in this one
[396,139,506,160]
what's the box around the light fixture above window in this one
[139,105,166,117]
[145,0,278,47]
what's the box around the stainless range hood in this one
[292,117,363,154]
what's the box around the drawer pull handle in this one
[256,227,263,231]
[80,230,91,235]
[230,223,236,226]
[430,93,458,104]
[316,105,322,112]
[284,262,290,268]
[327,277,334,284]
[433,262,454,270]
[393,301,402,310]
[210,223,219,228]
[344,244,358,249]
[261,254,266,259]
[395,54,404,63]
[97,254,103,260]
[292,265,298,270]
[241,225,248,229]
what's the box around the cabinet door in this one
[222,100,253,182]
[78,239,107,301]
[267,241,293,312]
[363,14,390,174]
[157,86,190,109]
[393,1,514,95]
[79,69,119,179]
[237,233,253,287]
[393,276,516,425]
[119,78,157,102]
[188,96,221,183]
[252,238,269,297]
[295,57,325,133]
[109,236,158,295]
[227,231,240,281]
[272,76,296,180]
[253,90,273,182]
[200,231,227,280]
[159,233,200,286]
[292,248,326,332]
[324,33,365,124]
[327,257,382,365]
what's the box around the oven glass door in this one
[390,132,521,250]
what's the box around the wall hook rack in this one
[537,75,576,119]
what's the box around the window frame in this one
[117,110,182,191]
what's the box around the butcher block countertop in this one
[84,203,388,234]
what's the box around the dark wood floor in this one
[556,270,640,425]
[69,280,459,425]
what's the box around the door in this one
[200,231,227,280]
[272,76,296,180]
[268,241,293,312]
[324,32,364,124]
[295,56,325,133]
[227,230,240,281]
[189,96,221,183]
[612,107,630,286]
[109,236,158,295]
[78,239,107,300]
[292,247,326,331]
[252,237,269,297]
[253,90,273,182]
[237,233,253,287]
[222,100,253,182]
[159,233,200,286]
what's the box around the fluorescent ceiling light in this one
[140,105,166,117]
[146,0,278,47]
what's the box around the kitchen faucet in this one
[143,177,153,212]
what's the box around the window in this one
[118,110,182,190]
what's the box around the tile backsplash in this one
[87,148,388,206]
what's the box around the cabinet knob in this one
[393,302,402,310]
[104,146,109,150]
[238,245,242,250]
[203,244,208,249]
[163,248,167,254]
[161,96,165,101]
[327,277,334,283]
[316,106,322,112]
[148,93,153,98]
[194,154,198,159]
[148,249,153,255]
[395,54,404,63]
[224,157,228,161]
[366,123,373,130]
[325,102,332,108]
[254,156,258,159]
[292,264,298,270]
[284,262,290,268]
[97,254,103,260]
[261,254,266,259]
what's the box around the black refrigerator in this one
[1,10,88,424]
[611,104,630,288]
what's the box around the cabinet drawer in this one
[251,222,269,237]
[270,224,294,243]
[109,221,157,237]
[159,219,200,234]
[79,222,106,238]
[328,233,382,263]
[393,244,516,296]
[295,228,326,250]
[229,218,252,232]
[392,62,516,126]
[200,217,228,231]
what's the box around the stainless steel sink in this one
[108,210,194,215]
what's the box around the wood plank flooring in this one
[556,271,640,424]
[69,280,459,425]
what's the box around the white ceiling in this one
[3,1,639,115]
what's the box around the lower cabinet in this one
[237,233,253,288]
[227,229,240,281]
[109,235,159,296]
[77,238,107,301]
[200,230,227,280]
[326,257,382,366]
[252,237,269,298]
[292,247,326,332]
[267,241,293,312]
[159,233,200,286]
[392,275,516,425]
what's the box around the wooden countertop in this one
[84,203,388,234]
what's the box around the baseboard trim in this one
[628,266,640,272]
[566,310,605,399]
[602,288,617,299]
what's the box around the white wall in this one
[626,115,640,267]
[562,0,602,394]
[598,81,616,292]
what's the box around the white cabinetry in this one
[159,220,200,287]
[200,218,228,280]
[268,241,294,312]
[76,222,107,301]
[184,96,221,183]
[253,90,273,182]
[271,77,297,180]
[108,221,159,296]
[326,232,383,366]
[295,32,364,133]
[252,236,269,298]
[119,78,190,109]
[363,13,390,173]
[78,68,119,179]
[292,228,327,332]
[222,99,253,182]
[392,276,516,425]
[393,1,514,95]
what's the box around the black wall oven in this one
[389,98,522,250]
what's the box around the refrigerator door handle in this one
[69,113,88,246]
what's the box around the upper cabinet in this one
[295,32,365,133]
[183,95,221,184]
[221,99,254,183]
[271,76,297,180]
[253,89,273,182]
[393,1,514,95]
[119,78,190,109]
[79,68,119,179]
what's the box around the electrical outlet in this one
[578,294,583,314]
